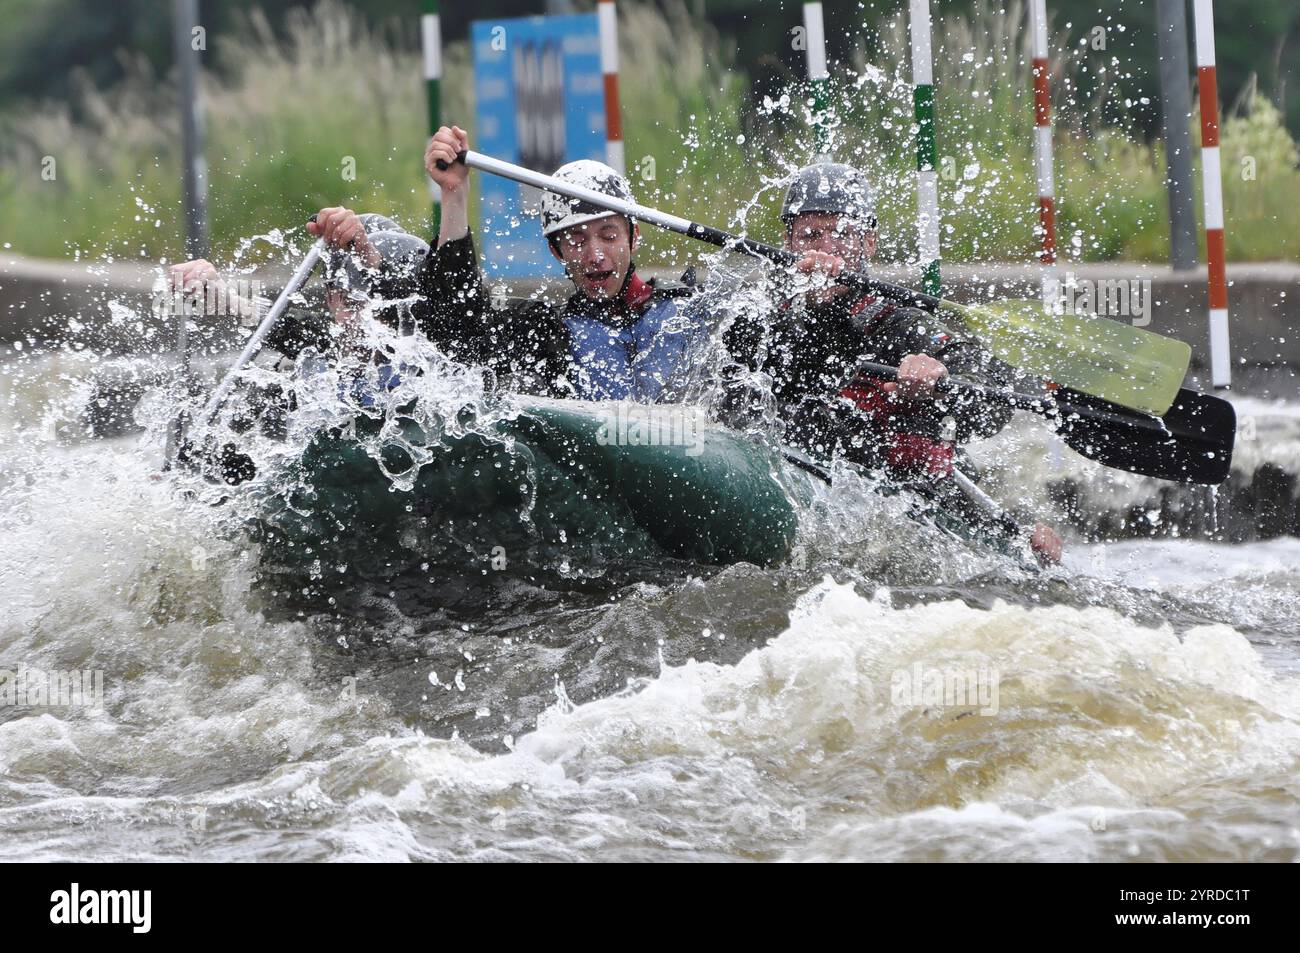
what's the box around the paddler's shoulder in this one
[468,282,569,340]
[428,231,477,264]
[489,290,565,321]
[422,231,482,291]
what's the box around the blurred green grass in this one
[0,0,1294,266]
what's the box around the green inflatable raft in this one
[244,395,1026,590]
[251,398,814,580]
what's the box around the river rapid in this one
[2,342,1298,863]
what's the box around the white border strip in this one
[1200,146,1224,228]
[804,3,828,81]
[598,1,619,75]
[917,170,940,261]
[1034,125,1055,195]
[1030,0,1048,58]
[605,139,625,176]
[1209,307,1231,387]
[421,14,442,80]
[1193,0,1217,67]
[908,0,933,86]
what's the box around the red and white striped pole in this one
[1193,0,1231,388]
[597,0,624,174]
[1029,0,1056,268]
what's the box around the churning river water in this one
[2,346,1298,862]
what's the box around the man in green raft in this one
[169,208,432,369]
[722,161,1063,563]
[418,130,1061,562]
[419,125,706,401]
[171,140,1060,562]
[167,208,434,479]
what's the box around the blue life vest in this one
[563,295,702,401]
[297,350,406,408]
[349,363,405,407]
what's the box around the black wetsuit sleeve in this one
[486,300,575,397]
[722,306,768,371]
[411,232,490,363]
[859,305,1015,442]
[412,232,577,395]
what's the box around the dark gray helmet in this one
[357,212,400,233]
[363,230,429,299]
[323,215,429,302]
[780,162,877,232]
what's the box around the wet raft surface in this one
[241,396,1042,750]
[254,398,807,589]
[243,398,814,749]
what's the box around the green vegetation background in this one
[0,0,1295,266]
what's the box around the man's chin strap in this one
[613,259,637,300]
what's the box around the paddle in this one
[161,270,196,471]
[166,236,324,483]
[779,445,1038,561]
[854,361,1235,485]
[949,297,1190,417]
[951,469,1026,541]
[162,237,325,485]
[436,149,1189,415]
[196,238,325,426]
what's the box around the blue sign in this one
[472,13,607,278]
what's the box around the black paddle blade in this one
[1053,386,1236,485]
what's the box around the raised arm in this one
[412,125,491,362]
[425,125,470,249]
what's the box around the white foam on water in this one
[114,576,1293,862]
[1069,537,1300,589]
[2,330,1297,862]
[0,432,402,818]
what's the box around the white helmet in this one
[541,159,635,238]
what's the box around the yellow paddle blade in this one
[949,298,1191,416]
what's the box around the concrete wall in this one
[3,249,1296,397]
[921,261,1299,398]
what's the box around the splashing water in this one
[3,330,1297,863]
[3,21,1299,859]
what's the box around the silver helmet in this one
[780,162,877,232]
[541,159,635,238]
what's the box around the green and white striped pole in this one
[802,2,830,156]
[421,0,442,230]
[909,0,940,295]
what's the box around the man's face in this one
[550,215,638,299]
[786,211,876,268]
